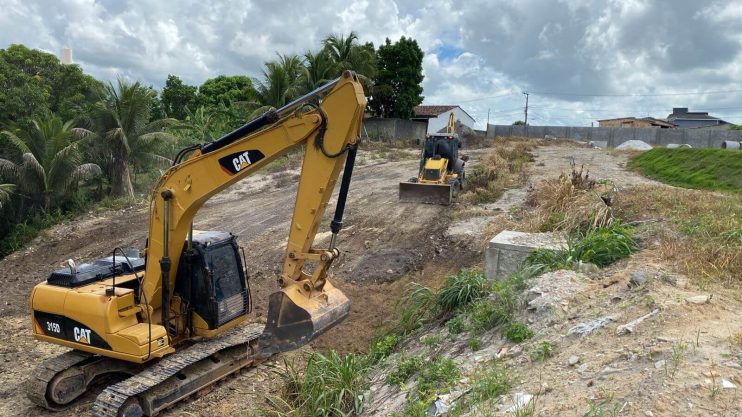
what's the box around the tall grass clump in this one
[436,269,487,314]
[526,222,638,274]
[269,351,370,417]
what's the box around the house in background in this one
[412,105,475,135]
[667,108,731,129]
[598,117,675,128]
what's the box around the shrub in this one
[503,322,534,342]
[470,366,512,403]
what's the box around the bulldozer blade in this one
[257,282,350,357]
[399,182,453,205]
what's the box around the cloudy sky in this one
[3,0,742,127]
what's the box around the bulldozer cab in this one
[173,231,250,333]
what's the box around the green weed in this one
[446,316,465,335]
[503,322,534,343]
[421,335,441,347]
[387,355,425,385]
[529,341,555,361]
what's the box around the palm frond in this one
[0,159,20,182]
[0,183,15,208]
[65,163,102,190]
[140,153,173,169]
[0,130,33,155]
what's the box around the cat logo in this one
[218,150,265,176]
[73,326,92,345]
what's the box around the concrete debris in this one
[685,294,711,305]
[628,270,647,288]
[654,360,666,369]
[666,143,692,149]
[427,398,450,416]
[577,363,590,373]
[567,316,616,337]
[722,361,742,370]
[568,355,580,366]
[544,134,557,140]
[589,140,608,149]
[616,308,659,335]
[526,270,590,314]
[721,379,737,389]
[506,393,534,413]
[616,140,653,150]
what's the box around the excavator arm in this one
[143,71,365,353]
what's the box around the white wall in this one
[426,107,475,134]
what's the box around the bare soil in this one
[0,150,479,417]
[1,142,737,417]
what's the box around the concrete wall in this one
[362,118,427,141]
[486,124,742,148]
[427,107,476,134]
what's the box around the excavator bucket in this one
[257,282,350,357]
[399,181,453,205]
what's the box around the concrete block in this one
[589,141,608,149]
[485,231,566,280]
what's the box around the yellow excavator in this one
[27,71,365,417]
[399,112,466,205]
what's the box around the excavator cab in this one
[173,231,250,334]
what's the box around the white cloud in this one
[1,0,742,127]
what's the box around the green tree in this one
[77,79,180,197]
[300,49,336,92]
[369,37,424,118]
[322,32,376,81]
[512,120,526,126]
[0,44,101,128]
[0,116,101,211]
[161,75,198,119]
[197,75,254,108]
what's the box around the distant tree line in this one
[0,34,424,257]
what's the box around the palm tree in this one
[300,49,336,93]
[251,59,302,116]
[0,117,101,211]
[76,78,180,197]
[323,32,377,81]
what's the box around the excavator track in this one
[26,350,95,410]
[92,324,264,417]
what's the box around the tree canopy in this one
[369,37,424,119]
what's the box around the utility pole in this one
[487,108,490,126]
[522,92,529,125]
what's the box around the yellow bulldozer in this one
[26,71,366,417]
[399,112,466,205]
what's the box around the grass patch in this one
[616,186,741,283]
[629,148,742,192]
[268,351,370,417]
